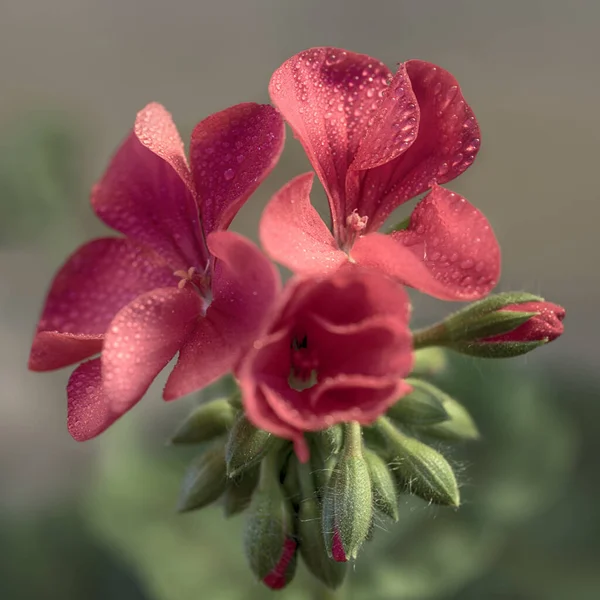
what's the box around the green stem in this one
[412,322,448,350]
[342,421,363,457]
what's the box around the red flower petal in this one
[308,314,413,379]
[92,103,208,272]
[260,173,347,274]
[269,47,394,239]
[102,288,202,412]
[164,232,280,400]
[29,238,176,371]
[352,186,500,300]
[67,358,119,441]
[30,333,103,373]
[190,103,285,234]
[363,61,481,229]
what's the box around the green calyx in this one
[374,417,460,507]
[225,413,279,478]
[176,441,227,513]
[412,291,546,353]
[322,422,373,561]
[169,398,236,445]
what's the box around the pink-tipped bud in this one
[263,538,298,590]
[484,302,565,343]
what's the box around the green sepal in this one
[225,414,277,478]
[222,465,260,518]
[416,390,480,442]
[243,454,296,583]
[387,378,450,426]
[450,339,547,359]
[176,442,227,512]
[375,418,460,507]
[322,423,372,560]
[169,399,236,445]
[363,448,399,521]
[296,463,347,589]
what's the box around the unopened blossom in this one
[484,301,565,343]
[261,47,500,301]
[238,266,413,461]
[29,102,284,440]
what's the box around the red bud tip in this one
[486,302,565,343]
[331,527,348,563]
[262,537,297,590]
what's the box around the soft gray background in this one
[0,0,596,533]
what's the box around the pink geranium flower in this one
[29,102,284,441]
[238,266,413,461]
[261,47,500,301]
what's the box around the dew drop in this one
[224,168,235,180]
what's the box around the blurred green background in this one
[1,1,599,599]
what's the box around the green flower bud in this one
[169,399,236,445]
[222,465,260,518]
[375,418,459,507]
[363,448,399,521]
[282,452,302,508]
[418,393,480,442]
[176,442,227,512]
[412,292,545,353]
[322,422,372,561]
[225,413,277,478]
[308,433,340,496]
[387,378,449,426]
[297,463,347,589]
[244,453,297,589]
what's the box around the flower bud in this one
[417,392,479,442]
[225,413,277,478]
[244,454,297,589]
[387,378,449,426]
[169,399,236,445]
[176,442,227,512]
[375,418,459,507]
[222,465,260,518]
[413,292,565,358]
[322,423,372,561]
[297,463,347,589]
[363,448,399,521]
[308,431,340,496]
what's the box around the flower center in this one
[174,267,212,304]
[341,210,368,252]
[288,335,319,391]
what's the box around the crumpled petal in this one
[92,102,208,272]
[270,47,397,237]
[67,358,119,441]
[352,186,500,301]
[190,103,285,234]
[164,231,281,400]
[308,314,413,379]
[102,287,202,412]
[260,173,346,274]
[361,61,481,229]
[29,237,176,371]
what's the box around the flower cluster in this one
[29,47,565,591]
